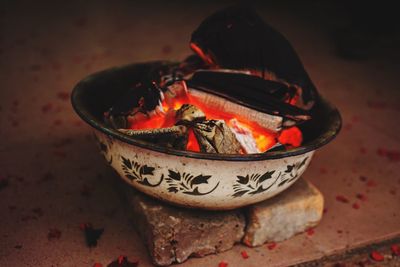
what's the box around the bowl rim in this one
[71,63,342,162]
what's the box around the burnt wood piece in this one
[190,6,318,107]
[188,71,311,122]
[193,120,243,154]
[120,186,245,266]
[175,104,206,124]
[118,126,188,150]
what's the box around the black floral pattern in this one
[165,170,219,195]
[121,156,163,187]
[232,157,309,197]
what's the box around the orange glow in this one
[186,128,200,152]
[128,88,303,153]
[278,126,302,147]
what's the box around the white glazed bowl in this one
[71,62,341,210]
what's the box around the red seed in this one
[47,228,61,240]
[336,195,349,203]
[41,103,53,113]
[57,91,69,101]
[391,244,400,256]
[241,251,249,259]
[267,242,277,250]
[356,193,367,201]
[218,261,228,267]
[370,251,384,261]
[352,203,360,209]
[359,176,368,182]
[306,228,315,236]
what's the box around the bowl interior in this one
[71,61,342,161]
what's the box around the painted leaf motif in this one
[126,174,136,181]
[140,165,154,175]
[232,190,249,197]
[258,171,275,185]
[121,156,132,170]
[190,175,211,186]
[168,187,178,193]
[297,157,308,170]
[237,175,249,185]
[285,164,295,173]
[168,170,181,181]
[278,179,288,187]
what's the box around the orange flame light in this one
[128,89,302,153]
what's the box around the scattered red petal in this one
[41,103,53,113]
[367,101,386,109]
[93,264,103,267]
[336,195,349,203]
[344,123,352,130]
[370,251,384,261]
[241,251,249,259]
[218,261,228,267]
[0,177,9,190]
[48,228,62,240]
[352,203,360,209]
[53,150,67,158]
[267,242,277,250]
[37,172,55,184]
[162,45,172,54]
[81,184,92,197]
[53,119,62,126]
[306,228,315,236]
[21,215,37,222]
[360,147,367,154]
[391,244,400,256]
[57,91,69,101]
[356,193,367,201]
[107,256,138,267]
[32,208,43,217]
[377,148,400,162]
[319,167,327,174]
[8,205,17,211]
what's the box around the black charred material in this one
[108,63,176,116]
[188,71,311,121]
[190,6,318,106]
[81,223,104,248]
[118,126,188,150]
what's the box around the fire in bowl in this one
[71,6,341,210]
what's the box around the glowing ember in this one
[127,88,303,153]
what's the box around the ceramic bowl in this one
[71,61,341,210]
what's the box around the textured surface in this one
[244,178,323,247]
[120,184,245,266]
[0,1,400,267]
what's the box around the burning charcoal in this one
[107,256,138,267]
[175,104,205,124]
[190,6,318,109]
[118,126,188,150]
[193,120,242,154]
[229,119,260,153]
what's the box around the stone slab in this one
[120,184,245,266]
[243,178,324,247]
